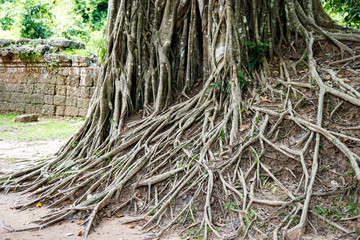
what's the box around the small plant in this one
[209,81,221,91]
[238,73,251,91]
[19,51,41,63]
[244,41,269,72]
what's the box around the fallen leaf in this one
[343,79,350,83]
[78,231,83,237]
[240,124,249,131]
[144,216,151,221]
[136,192,141,197]
[343,138,350,142]
[309,162,312,166]
[337,73,344,78]
[36,202,42,208]
[260,96,271,103]
[129,225,135,229]
[219,216,222,224]
[222,156,230,159]
[116,214,124,218]
[77,220,84,225]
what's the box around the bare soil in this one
[0,140,181,240]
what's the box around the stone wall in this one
[0,39,99,117]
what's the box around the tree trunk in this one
[2,0,360,239]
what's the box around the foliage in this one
[0,1,16,30]
[0,0,108,54]
[244,41,269,72]
[238,73,251,91]
[322,0,360,27]
[19,51,41,63]
[20,0,54,39]
[74,0,108,31]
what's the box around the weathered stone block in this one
[72,56,95,67]
[54,95,66,106]
[31,94,43,104]
[64,106,78,116]
[50,39,85,49]
[23,84,34,94]
[79,70,95,87]
[78,108,88,117]
[55,106,65,116]
[67,75,80,87]
[67,86,80,97]
[34,84,45,94]
[1,92,9,102]
[80,87,91,98]
[70,67,80,76]
[41,104,55,115]
[55,85,67,96]
[36,45,50,55]
[66,96,77,107]
[77,98,90,109]
[58,67,71,76]
[55,76,66,85]
[27,74,41,84]
[44,95,54,104]
[15,114,38,123]
[15,103,26,112]
[14,93,23,103]
[44,84,55,95]
[23,93,32,103]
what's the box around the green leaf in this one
[248,59,258,72]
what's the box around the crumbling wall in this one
[0,39,99,117]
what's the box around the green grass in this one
[0,113,83,141]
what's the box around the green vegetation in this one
[0,113,83,141]
[322,0,360,28]
[20,0,53,39]
[244,41,269,72]
[0,0,107,54]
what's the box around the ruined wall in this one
[0,39,99,117]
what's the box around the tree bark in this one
[1,0,360,239]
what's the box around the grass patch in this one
[0,113,83,141]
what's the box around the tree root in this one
[1,0,360,239]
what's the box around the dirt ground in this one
[0,140,181,240]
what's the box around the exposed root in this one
[1,0,360,239]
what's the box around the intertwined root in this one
[1,0,360,239]
[1,45,359,239]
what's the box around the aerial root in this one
[1,29,360,240]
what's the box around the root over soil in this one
[1,0,360,239]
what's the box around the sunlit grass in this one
[0,113,83,141]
